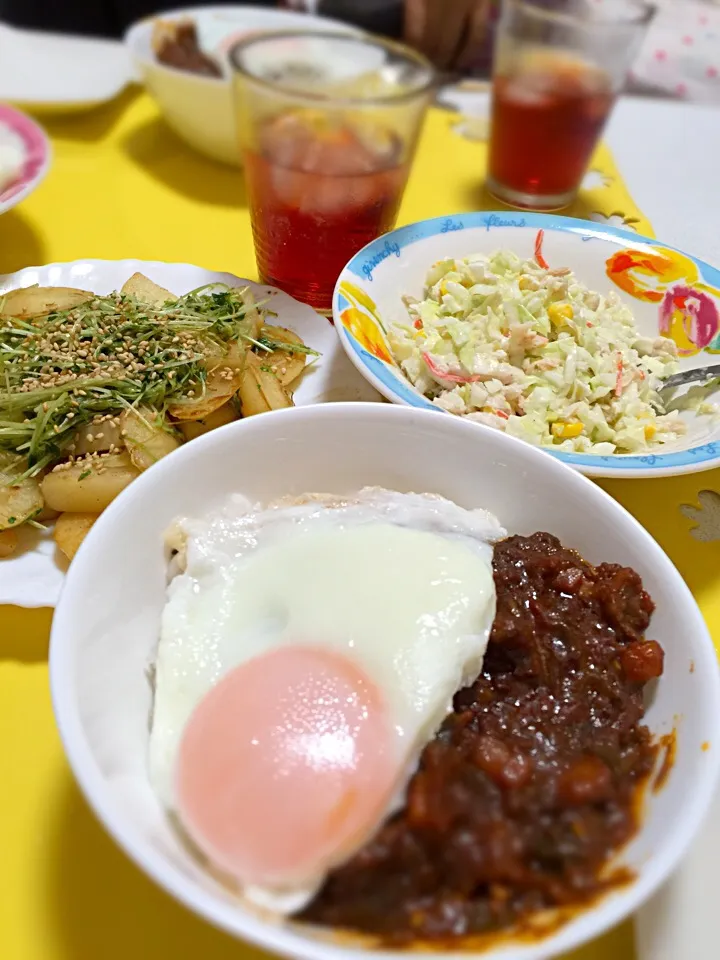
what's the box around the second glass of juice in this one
[487,0,654,211]
[230,31,433,311]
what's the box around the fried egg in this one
[150,488,505,913]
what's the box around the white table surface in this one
[606,96,720,266]
[608,94,720,960]
[439,88,720,267]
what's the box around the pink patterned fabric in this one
[629,0,720,102]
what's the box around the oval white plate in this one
[334,212,720,479]
[0,259,380,607]
[0,103,51,214]
[0,25,132,113]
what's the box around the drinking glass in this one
[230,31,434,311]
[487,0,655,211]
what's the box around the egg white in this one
[150,488,505,911]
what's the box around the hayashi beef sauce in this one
[153,20,222,78]
[301,532,664,942]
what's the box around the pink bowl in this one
[0,103,51,213]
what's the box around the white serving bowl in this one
[334,212,720,479]
[50,403,720,960]
[125,5,358,165]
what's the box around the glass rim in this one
[503,0,656,30]
[227,29,436,107]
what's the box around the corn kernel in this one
[552,421,583,438]
[644,424,656,440]
[548,303,574,325]
[518,276,538,291]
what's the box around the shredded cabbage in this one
[391,251,687,454]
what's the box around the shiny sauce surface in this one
[301,533,663,943]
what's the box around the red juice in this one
[245,113,409,310]
[488,63,614,207]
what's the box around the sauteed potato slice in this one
[0,455,43,531]
[0,286,93,319]
[120,407,181,471]
[40,453,140,512]
[121,273,176,306]
[54,512,99,561]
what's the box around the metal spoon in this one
[661,364,720,391]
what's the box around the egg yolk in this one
[175,644,397,888]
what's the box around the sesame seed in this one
[0,285,266,470]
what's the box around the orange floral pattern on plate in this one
[606,247,699,303]
[338,281,394,365]
[606,246,720,358]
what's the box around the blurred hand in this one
[404,0,492,71]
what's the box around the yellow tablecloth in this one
[2,90,716,960]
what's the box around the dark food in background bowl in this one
[153,19,222,78]
[301,533,664,943]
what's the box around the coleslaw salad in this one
[390,247,688,455]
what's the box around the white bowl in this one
[50,403,720,960]
[125,5,359,165]
[334,212,720,479]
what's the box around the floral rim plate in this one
[0,258,380,607]
[333,212,720,480]
[0,103,51,214]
